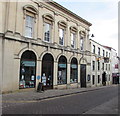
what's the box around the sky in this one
[54,0,119,53]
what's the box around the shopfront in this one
[19,50,36,89]
[41,53,54,89]
[70,58,78,83]
[112,73,119,84]
[58,56,67,84]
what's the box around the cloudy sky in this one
[54,0,118,53]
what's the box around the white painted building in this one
[109,47,119,84]
[90,39,112,87]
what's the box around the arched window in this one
[58,56,67,84]
[70,58,78,83]
[20,50,36,89]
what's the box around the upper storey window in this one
[23,5,38,38]
[70,26,77,49]
[80,37,84,50]
[25,15,34,38]
[80,31,85,51]
[93,45,95,54]
[59,28,64,45]
[98,47,100,56]
[43,14,54,42]
[58,21,67,46]
[44,23,51,42]
[71,33,76,48]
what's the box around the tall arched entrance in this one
[19,50,36,89]
[41,53,54,89]
[70,58,78,83]
[58,56,67,84]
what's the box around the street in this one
[2,85,118,114]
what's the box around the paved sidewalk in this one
[2,85,118,102]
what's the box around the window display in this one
[58,56,67,84]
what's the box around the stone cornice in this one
[47,1,92,27]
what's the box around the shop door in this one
[42,61,53,89]
[42,53,54,89]
[102,72,106,86]
[80,64,86,87]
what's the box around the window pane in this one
[25,15,34,38]
[59,29,64,45]
[44,23,51,42]
[80,37,84,50]
[71,33,75,48]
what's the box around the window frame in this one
[23,5,38,39]
[93,45,95,54]
[98,47,100,56]
[25,15,34,38]
[92,61,95,71]
[59,28,65,46]
[98,75,100,83]
[71,32,76,49]
[80,36,84,51]
[44,22,52,42]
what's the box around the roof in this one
[90,39,116,51]
[47,0,92,26]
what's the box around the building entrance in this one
[19,51,36,89]
[80,64,86,87]
[102,72,106,86]
[41,53,54,89]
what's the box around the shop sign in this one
[22,61,35,67]
[59,64,66,68]
[71,64,77,69]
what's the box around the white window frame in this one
[59,28,64,46]
[71,33,76,49]
[93,45,95,54]
[80,37,84,51]
[44,23,51,42]
[25,15,34,38]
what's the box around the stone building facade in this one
[0,0,92,93]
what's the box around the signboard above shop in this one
[59,64,66,68]
[22,61,35,67]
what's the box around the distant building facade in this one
[90,39,112,87]
[0,0,92,93]
[108,47,119,84]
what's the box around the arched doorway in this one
[41,53,54,89]
[19,50,36,89]
[70,58,78,83]
[102,72,106,86]
[58,56,67,84]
